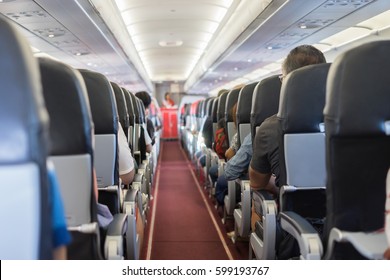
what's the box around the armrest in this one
[123,188,139,216]
[324,228,386,260]
[280,211,323,260]
[105,213,128,260]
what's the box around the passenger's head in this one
[282,45,326,77]
[164,92,171,100]
[135,91,152,108]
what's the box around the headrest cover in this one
[79,69,118,135]
[225,88,240,122]
[136,98,145,123]
[39,57,94,156]
[129,91,141,124]
[250,75,281,138]
[237,81,258,125]
[207,97,215,117]
[217,91,228,121]
[278,63,331,133]
[0,16,49,164]
[122,89,135,125]
[324,41,390,136]
[111,82,129,129]
[196,100,204,117]
[211,97,219,122]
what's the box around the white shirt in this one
[118,123,134,175]
[143,123,152,145]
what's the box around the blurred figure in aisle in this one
[162,92,176,108]
[150,96,163,131]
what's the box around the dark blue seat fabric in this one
[0,15,52,259]
[324,41,390,259]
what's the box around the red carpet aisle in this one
[141,140,234,260]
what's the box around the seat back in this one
[112,82,130,140]
[324,41,390,259]
[236,82,258,147]
[250,75,281,141]
[79,69,120,214]
[122,88,136,154]
[129,91,141,157]
[217,90,229,123]
[0,16,51,259]
[39,57,101,259]
[225,88,240,145]
[278,63,331,190]
[136,97,148,162]
[211,97,219,138]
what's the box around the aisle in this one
[142,140,234,260]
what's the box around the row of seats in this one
[0,15,160,259]
[181,41,390,259]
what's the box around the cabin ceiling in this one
[1,0,390,94]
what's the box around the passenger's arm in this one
[120,169,135,185]
[249,166,278,196]
[143,123,153,153]
[225,147,236,161]
[53,246,67,260]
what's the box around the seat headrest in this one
[324,41,390,136]
[39,57,94,156]
[111,82,130,129]
[278,63,331,133]
[237,81,258,125]
[129,91,141,124]
[211,98,219,122]
[206,97,215,117]
[79,69,118,135]
[225,88,240,122]
[196,100,203,118]
[136,98,145,123]
[0,16,49,164]
[250,74,281,138]
[122,88,135,125]
[217,91,229,121]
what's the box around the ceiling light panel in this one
[188,0,379,93]
[114,0,235,81]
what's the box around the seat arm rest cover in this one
[280,211,323,260]
[324,228,387,260]
[105,213,127,260]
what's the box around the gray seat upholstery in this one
[39,57,131,260]
[246,75,281,259]
[278,63,331,260]
[322,41,390,259]
[0,15,52,260]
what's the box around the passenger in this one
[215,133,252,206]
[47,162,71,260]
[162,92,176,108]
[150,97,163,131]
[248,44,326,258]
[135,91,155,148]
[208,117,228,185]
[249,44,326,196]
[215,103,240,205]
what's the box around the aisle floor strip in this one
[145,143,163,260]
[180,147,234,260]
